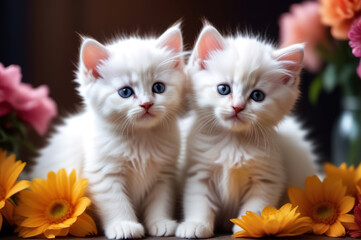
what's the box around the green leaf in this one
[11,116,27,138]
[309,76,323,104]
[322,64,338,93]
[0,127,8,141]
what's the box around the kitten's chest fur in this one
[189,127,272,167]
[188,126,278,219]
[83,112,180,205]
[212,165,251,207]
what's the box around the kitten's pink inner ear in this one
[197,29,224,69]
[279,50,304,72]
[278,47,304,85]
[82,41,109,78]
[157,29,182,68]
[160,33,181,53]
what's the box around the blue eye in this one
[217,84,231,95]
[250,90,265,102]
[118,87,134,98]
[152,82,165,94]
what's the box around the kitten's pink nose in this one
[232,105,244,113]
[140,102,153,111]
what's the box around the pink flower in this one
[279,1,328,73]
[0,63,57,135]
[349,17,361,57]
[349,17,361,79]
[0,64,22,116]
[344,194,361,237]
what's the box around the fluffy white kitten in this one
[31,24,186,239]
[176,25,317,238]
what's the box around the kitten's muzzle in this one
[140,102,154,112]
[232,105,244,113]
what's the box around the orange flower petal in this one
[5,180,30,199]
[313,223,329,235]
[356,164,361,180]
[72,197,91,217]
[234,213,264,237]
[305,175,323,204]
[288,186,312,215]
[232,230,258,238]
[17,190,46,210]
[15,169,94,239]
[339,196,355,214]
[231,203,312,238]
[18,224,50,238]
[71,179,88,205]
[325,221,346,237]
[339,213,354,223]
[47,217,77,229]
[19,216,49,228]
[30,179,56,203]
[279,203,293,215]
[69,212,97,237]
[47,171,58,197]
[263,219,279,235]
[44,228,63,238]
[323,178,346,203]
[56,169,68,199]
[230,218,243,226]
[2,200,15,225]
[261,206,277,217]
[5,161,26,192]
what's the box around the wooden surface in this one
[0,234,352,240]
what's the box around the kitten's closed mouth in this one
[138,112,155,120]
[228,114,244,123]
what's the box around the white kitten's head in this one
[76,24,185,129]
[188,25,304,132]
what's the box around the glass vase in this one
[332,96,361,167]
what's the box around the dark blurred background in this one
[0,0,339,162]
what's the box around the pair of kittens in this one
[30,23,317,239]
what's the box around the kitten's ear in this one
[80,38,109,79]
[274,43,304,86]
[156,25,183,68]
[193,25,225,69]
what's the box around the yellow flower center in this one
[46,199,73,224]
[312,202,338,224]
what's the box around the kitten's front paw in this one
[176,221,213,238]
[146,219,177,236]
[105,221,144,239]
[232,224,244,234]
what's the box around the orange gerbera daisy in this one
[324,162,361,196]
[0,150,30,230]
[230,203,312,238]
[288,175,355,237]
[15,169,97,238]
[320,0,361,39]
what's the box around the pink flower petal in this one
[0,63,57,135]
[349,17,361,57]
[0,63,22,88]
[279,1,328,73]
[0,102,12,117]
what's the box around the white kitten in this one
[176,25,317,238]
[31,24,186,239]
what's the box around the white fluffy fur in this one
[176,26,317,238]
[31,25,186,239]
